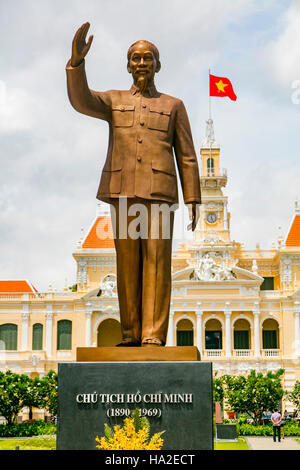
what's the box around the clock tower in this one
[194,118,231,244]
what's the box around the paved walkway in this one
[246,436,300,450]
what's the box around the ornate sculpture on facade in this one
[99,274,117,298]
[190,254,236,281]
[201,118,219,149]
[205,118,215,144]
[281,256,292,289]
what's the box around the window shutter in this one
[32,323,43,350]
[57,320,72,350]
[0,324,18,350]
[263,330,277,349]
[234,330,249,349]
[205,331,222,349]
[177,330,193,346]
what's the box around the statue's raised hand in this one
[71,22,94,67]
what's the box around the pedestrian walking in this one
[271,409,282,442]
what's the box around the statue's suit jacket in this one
[66,60,201,206]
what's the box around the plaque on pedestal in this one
[57,350,213,450]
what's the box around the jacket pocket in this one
[112,105,135,127]
[148,107,171,132]
[98,168,122,194]
[150,160,177,200]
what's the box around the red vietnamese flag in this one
[209,74,237,101]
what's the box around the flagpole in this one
[208,68,212,164]
[208,68,211,120]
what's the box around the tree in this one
[285,381,300,411]
[40,370,58,416]
[222,369,285,425]
[0,370,31,425]
[0,370,58,425]
[22,376,45,420]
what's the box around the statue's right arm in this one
[66,22,111,122]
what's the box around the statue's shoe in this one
[141,338,164,347]
[115,339,141,347]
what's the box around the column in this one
[224,201,228,230]
[253,302,261,358]
[225,302,232,358]
[196,302,203,356]
[167,306,174,346]
[45,304,53,358]
[21,306,29,351]
[294,301,300,358]
[85,302,93,347]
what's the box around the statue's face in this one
[127,42,159,83]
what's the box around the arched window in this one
[32,323,43,350]
[234,319,251,350]
[57,320,72,350]
[262,319,279,349]
[176,319,194,346]
[205,319,222,350]
[0,323,18,350]
[207,157,214,176]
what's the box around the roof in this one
[0,280,38,293]
[286,214,300,247]
[82,216,115,249]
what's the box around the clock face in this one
[206,213,217,224]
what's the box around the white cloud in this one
[0,80,35,132]
[262,0,300,87]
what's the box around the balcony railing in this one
[0,351,47,361]
[261,349,280,357]
[203,349,281,359]
[259,291,282,298]
[233,349,252,357]
[0,294,23,300]
[206,168,227,178]
[204,349,223,357]
[0,291,75,301]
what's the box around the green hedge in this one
[237,421,300,437]
[0,420,56,437]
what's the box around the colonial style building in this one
[1,119,300,410]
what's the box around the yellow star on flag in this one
[215,80,228,93]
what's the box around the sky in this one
[0,0,300,291]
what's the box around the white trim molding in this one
[294,301,300,358]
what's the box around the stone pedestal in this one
[76,346,200,362]
[57,348,213,450]
[216,424,237,441]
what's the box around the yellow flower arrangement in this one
[95,409,165,450]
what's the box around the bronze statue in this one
[66,22,201,347]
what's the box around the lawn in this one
[214,437,249,450]
[0,435,56,450]
[0,435,250,451]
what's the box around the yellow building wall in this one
[282,310,296,358]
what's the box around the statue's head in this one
[127,40,161,91]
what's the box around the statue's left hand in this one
[187,203,200,231]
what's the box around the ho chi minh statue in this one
[66,22,201,347]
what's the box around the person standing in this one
[271,409,282,442]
